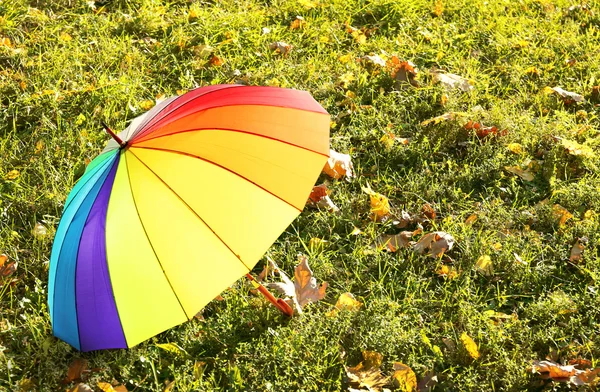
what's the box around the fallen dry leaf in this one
[417,370,438,392]
[387,57,419,88]
[464,214,478,226]
[391,362,417,392]
[345,351,389,391]
[32,222,48,239]
[557,137,595,158]
[420,112,459,126]
[380,130,409,150]
[327,292,362,316]
[460,332,480,360]
[421,204,436,220]
[474,255,493,276]
[375,231,415,252]
[267,255,327,314]
[70,384,93,392]
[362,54,386,67]
[66,359,88,383]
[569,238,586,262]
[507,143,524,154]
[432,0,444,16]
[308,184,339,212]
[435,264,458,279]
[413,232,455,258]
[552,204,574,227]
[5,169,19,180]
[269,41,292,55]
[505,166,534,181]
[464,120,507,139]
[392,210,414,229]
[432,71,474,92]
[98,382,128,392]
[362,184,391,222]
[164,380,175,392]
[548,86,584,104]
[0,254,17,278]
[208,55,224,66]
[290,16,306,30]
[531,360,600,386]
[323,149,355,180]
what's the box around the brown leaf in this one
[362,54,386,67]
[505,166,534,181]
[346,351,389,391]
[387,57,419,88]
[208,55,224,66]
[432,71,473,92]
[417,370,438,391]
[464,214,478,226]
[391,362,417,392]
[269,41,292,54]
[413,232,455,257]
[323,149,355,180]
[531,360,582,382]
[66,358,88,383]
[569,238,586,262]
[421,204,436,220]
[290,16,306,30]
[308,184,339,212]
[164,380,175,392]
[0,254,17,278]
[375,231,415,252]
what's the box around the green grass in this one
[1,0,600,390]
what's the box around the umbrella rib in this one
[132,127,329,158]
[127,149,254,273]
[124,152,190,320]
[131,145,304,213]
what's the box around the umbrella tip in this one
[101,121,126,148]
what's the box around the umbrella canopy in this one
[48,85,330,351]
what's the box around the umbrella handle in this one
[246,274,294,317]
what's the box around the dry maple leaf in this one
[267,255,327,314]
[290,16,306,30]
[362,184,391,221]
[345,351,389,391]
[552,204,574,227]
[391,362,417,392]
[432,71,474,92]
[413,232,455,257]
[530,360,600,385]
[387,56,419,88]
[556,137,595,158]
[362,54,386,68]
[417,370,438,392]
[549,86,584,104]
[323,149,355,180]
[269,41,292,55]
[460,332,480,360]
[374,231,415,252]
[464,120,507,139]
[308,184,339,212]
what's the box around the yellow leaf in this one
[5,170,20,180]
[362,185,391,221]
[392,362,418,391]
[507,143,523,154]
[0,37,13,47]
[35,140,45,154]
[323,149,355,180]
[583,210,595,221]
[156,342,187,356]
[60,32,73,41]
[308,237,328,251]
[164,381,175,392]
[460,332,480,360]
[474,255,493,276]
[525,66,540,76]
[290,16,306,29]
[552,204,573,227]
[464,214,478,225]
[420,112,458,126]
[298,0,318,9]
[338,54,353,63]
[435,264,458,279]
[327,292,362,316]
[139,100,154,111]
[98,382,128,392]
[560,138,594,158]
[491,242,502,251]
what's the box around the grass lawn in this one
[1,0,600,390]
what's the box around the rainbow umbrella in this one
[48,85,330,351]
